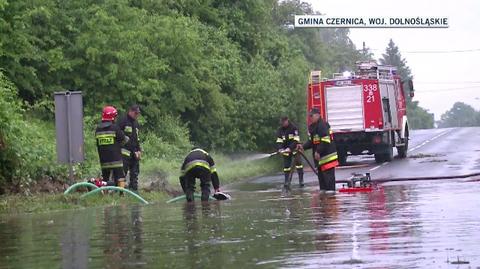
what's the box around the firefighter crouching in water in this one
[118,105,142,191]
[276,116,304,191]
[179,148,221,202]
[297,108,338,192]
[95,106,129,188]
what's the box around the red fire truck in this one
[306,61,414,164]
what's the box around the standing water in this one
[0,178,479,268]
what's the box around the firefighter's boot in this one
[117,179,126,196]
[282,173,292,196]
[298,169,304,188]
[200,181,211,202]
[186,189,194,202]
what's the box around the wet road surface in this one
[248,127,480,188]
[0,128,479,268]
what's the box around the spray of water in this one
[244,153,276,161]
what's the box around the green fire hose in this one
[63,182,99,195]
[80,186,149,205]
[64,182,149,205]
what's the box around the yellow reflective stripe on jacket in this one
[124,126,133,133]
[101,161,124,169]
[96,133,116,146]
[189,148,209,156]
[95,133,116,139]
[319,152,338,165]
[276,137,284,143]
[121,148,131,157]
[293,135,300,142]
[320,136,331,143]
[183,160,213,175]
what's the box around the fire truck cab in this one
[307,61,414,164]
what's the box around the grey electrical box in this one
[55,91,85,164]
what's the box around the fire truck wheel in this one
[384,146,394,162]
[397,144,407,158]
[397,131,409,158]
[374,153,384,163]
[374,146,393,163]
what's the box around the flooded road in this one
[1,177,479,268]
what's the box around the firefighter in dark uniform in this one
[298,108,338,192]
[118,105,142,191]
[179,148,221,202]
[276,116,304,190]
[95,106,129,188]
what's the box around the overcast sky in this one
[306,0,480,120]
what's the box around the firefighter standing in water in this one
[276,116,304,191]
[179,148,221,202]
[95,106,129,188]
[118,105,142,191]
[298,108,338,192]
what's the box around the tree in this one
[0,0,372,152]
[379,39,434,129]
[438,102,479,128]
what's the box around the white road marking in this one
[370,161,389,171]
[407,130,451,153]
[370,165,381,171]
[364,130,453,173]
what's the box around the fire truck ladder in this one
[309,70,322,84]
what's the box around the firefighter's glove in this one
[296,144,304,153]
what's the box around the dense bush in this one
[0,72,65,193]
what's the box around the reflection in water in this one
[61,211,91,269]
[183,202,200,268]
[130,205,144,265]
[182,201,225,268]
[367,187,390,253]
[310,192,339,253]
[101,205,145,269]
[0,180,479,268]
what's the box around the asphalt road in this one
[238,127,480,189]
[335,127,480,180]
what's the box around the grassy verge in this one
[140,153,281,188]
[0,153,281,215]
[0,191,169,215]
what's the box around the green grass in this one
[0,191,169,215]
[215,154,280,185]
[0,153,281,215]
[140,153,281,189]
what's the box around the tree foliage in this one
[379,39,434,129]
[0,0,374,188]
[1,0,366,150]
[438,102,480,128]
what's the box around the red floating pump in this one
[339,186,374,193]
[339,173,375,193]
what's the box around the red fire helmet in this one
[102,106,118,121]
